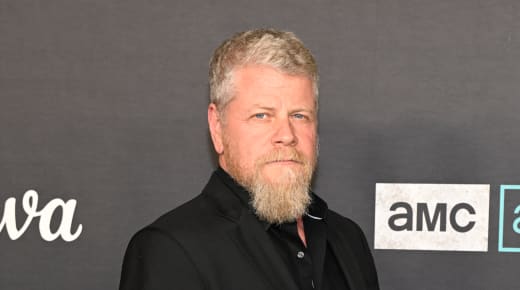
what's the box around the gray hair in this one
[209,28,319,113]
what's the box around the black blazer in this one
[120,171,379,290]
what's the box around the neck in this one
[296,217,307,247]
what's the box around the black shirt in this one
[216,167,350,290]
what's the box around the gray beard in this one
[224,148,315,224]
[248,165,312,224]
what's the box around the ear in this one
[208,103,224,154]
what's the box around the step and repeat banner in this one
[1,1,519,289]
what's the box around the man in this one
[120,28,379,290]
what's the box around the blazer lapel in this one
[228,208,300,290]
[327,229,366,290]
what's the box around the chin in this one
[261,165,298,183]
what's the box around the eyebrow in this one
[250,105,275,111]
[249,104,315,113]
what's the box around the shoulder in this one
[123,194,217,268]
[325,209,372,256]
[151,193,215,232]
[144,192,235,244]
[136,172,245,245]
[326,209,367,237]
[119,172,242,289]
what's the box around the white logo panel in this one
[375,183,489,252]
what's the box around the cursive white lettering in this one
[0,190,82,242]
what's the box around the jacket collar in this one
[214,166,251,207]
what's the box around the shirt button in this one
[297,251,305,259]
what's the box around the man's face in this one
[208,64,318,223]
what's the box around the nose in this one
[272,116,297,146]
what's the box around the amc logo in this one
[374,184,490,252]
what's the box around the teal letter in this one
[513,204,520,234]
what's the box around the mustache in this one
[257,149,307,165]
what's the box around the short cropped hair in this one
[209,28,319,112]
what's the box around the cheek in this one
[241,140,266,166]
[230,128,267,166]
[298,128,318,153]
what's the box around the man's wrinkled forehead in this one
[225,64,318,104]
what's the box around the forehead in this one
[230,65,316,106]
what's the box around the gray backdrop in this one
[1,0,519,289]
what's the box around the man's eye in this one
[254,113,267,119]
[293,113,307,119]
